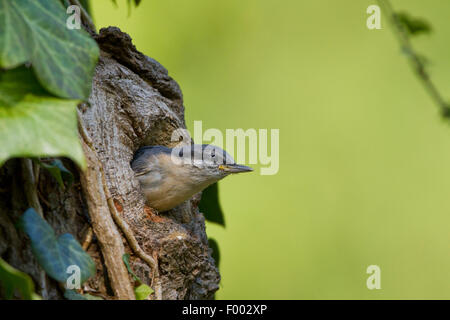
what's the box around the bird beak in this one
[219,164,254,173]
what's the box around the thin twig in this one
[21,159,49,300]
[105,196,157,270]
[82,227,94,251]
[33,161,40,189]
[37,189,52,208]
[378,0,450,117]
[105,196,163,300]
[21,159,43,217]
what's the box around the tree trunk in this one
[0,27,220,300]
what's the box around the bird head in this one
[172,144,253,182]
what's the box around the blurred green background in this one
[91,0,450,299]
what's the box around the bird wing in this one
[134,168,151,177]
[131,157,152,177]
[131,145,171,177]
[132,163,152,177]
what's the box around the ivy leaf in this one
[18,208,95,284]
[0,257,40,300]
[0,67,85,168]
[64,289,103,300]
[134,284,153,300]
[36,159,74,189]
[122,254,154,300]
[199,182,225,227]
[396,12,432,36]
[0,0,99,99]
[208,238,220,267]
[122,253,140,283]
[0,66,47,105]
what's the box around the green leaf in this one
[199,182,225,226]
[0,67,85,168]
[396,12,432,36]
[208,238,220,267]
[0,66,47,105]
[36,159,74,189]
[64,289,103,300]
[0,0,99,99]
[134,284,153,300]
[19,208,95,284]
[122,253,140,283]
[123,253,154,299]
[0,257,40,300]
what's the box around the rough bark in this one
[0,27,220,300]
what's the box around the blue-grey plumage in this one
[131,144,253,211]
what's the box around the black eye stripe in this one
[170,144,235,164]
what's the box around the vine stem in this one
[21,159,49,300]
[77,109,162,300]
[69,0,96,33]
[77,126,135,299]
[378,0,450,117]
[81,227,93,251]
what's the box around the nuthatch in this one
[131,144,253,211]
